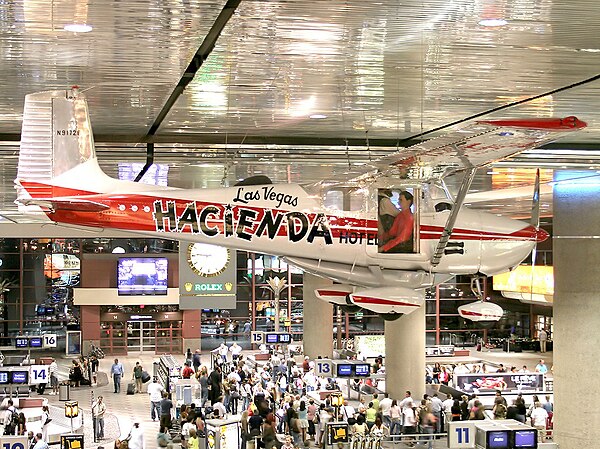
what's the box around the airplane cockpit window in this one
[378,188,418,254]
[435,202,453,212]
[323,188,365,212]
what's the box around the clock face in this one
[187,243,230,277]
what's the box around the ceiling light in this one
[309,114,328,119]
[64,24,93,33]
[478,19,508,27]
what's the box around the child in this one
[187,429,199,449]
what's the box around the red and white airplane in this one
[14,88,586,319]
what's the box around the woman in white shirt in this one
[389,399,402,435]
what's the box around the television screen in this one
[514,430,537,448]
[15,337,28,348]
[117,258,168,295]
[279,334,291,344]
[29,337,43,348]
[10,371,29,384]
[0,372,8,384]
[336,364,353,376]
[354,364,370,376]
[488,431,509,449]
[266,333,278,343]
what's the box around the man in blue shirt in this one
[111,358,124,393]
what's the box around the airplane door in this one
[367,186,420,258]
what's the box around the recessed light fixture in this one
[478,18,508,27]
[64,24,93,33]
[309,114,328,119]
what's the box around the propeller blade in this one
[529,168,541,300]
[530,168,541,229]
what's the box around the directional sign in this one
[315,359,333,377]
[250,331,264,345]
[447,421,476,448]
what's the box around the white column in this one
[384,306,426,401]
[302,274,334,359]
[553,177,600,447]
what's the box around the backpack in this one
[10,409,19,428]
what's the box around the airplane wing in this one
[370,116,586,179]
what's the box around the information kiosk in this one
[205,416,241,449]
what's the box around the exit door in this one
[127,321,156,352]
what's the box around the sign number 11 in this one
[455,427,470,444]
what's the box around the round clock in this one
[187,243,230,277]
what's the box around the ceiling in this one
[2,0,600,222]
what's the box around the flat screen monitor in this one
[29,337,43,348]
[15,337,28,348]
[117,257,168,296]
[10,371,29,384]
[513,430,537,448]
[266,333,278,344]
[336,364,353,377]
[487,431,509,449]
[279,334,291,344]
[0,372,9,384]
[354,364,370,377]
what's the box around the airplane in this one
[14,87,586,320]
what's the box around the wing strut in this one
[431,167,477,267]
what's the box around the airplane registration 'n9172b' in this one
[14,88,585,320]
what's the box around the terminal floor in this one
[43,349,553,449]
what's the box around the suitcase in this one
[141,371,151,383]
[127,383,136,395]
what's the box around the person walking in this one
[48,358,59,395]
[111,358,124,393]
[538,328,548,353]
[41,406,51,442]
[133,362,144,394]
[147,377,164,421]
[91,395,106,440]
[127,422,145,449]
[159,392,174,431]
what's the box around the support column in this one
[81,305,100,355]
[553,174,600,447]
[302,274,333,359]
[384,306,425,401]
[182,309,201,357]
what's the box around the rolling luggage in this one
[127,383,136,395]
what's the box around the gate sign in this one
[43,334,57,348]
[250,331,264,345]
[0,436,29,449]
[447,421,476,448]
[61,434,84,449]
[315,359,333,377]
[29,365,49,385]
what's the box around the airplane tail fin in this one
[15,87,110,212]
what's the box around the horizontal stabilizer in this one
[19,198,110,212]
[315,285,354,305]
[349,286,424,315]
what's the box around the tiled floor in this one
[46,353,181,449]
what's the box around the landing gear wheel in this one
[381,312,404,321]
